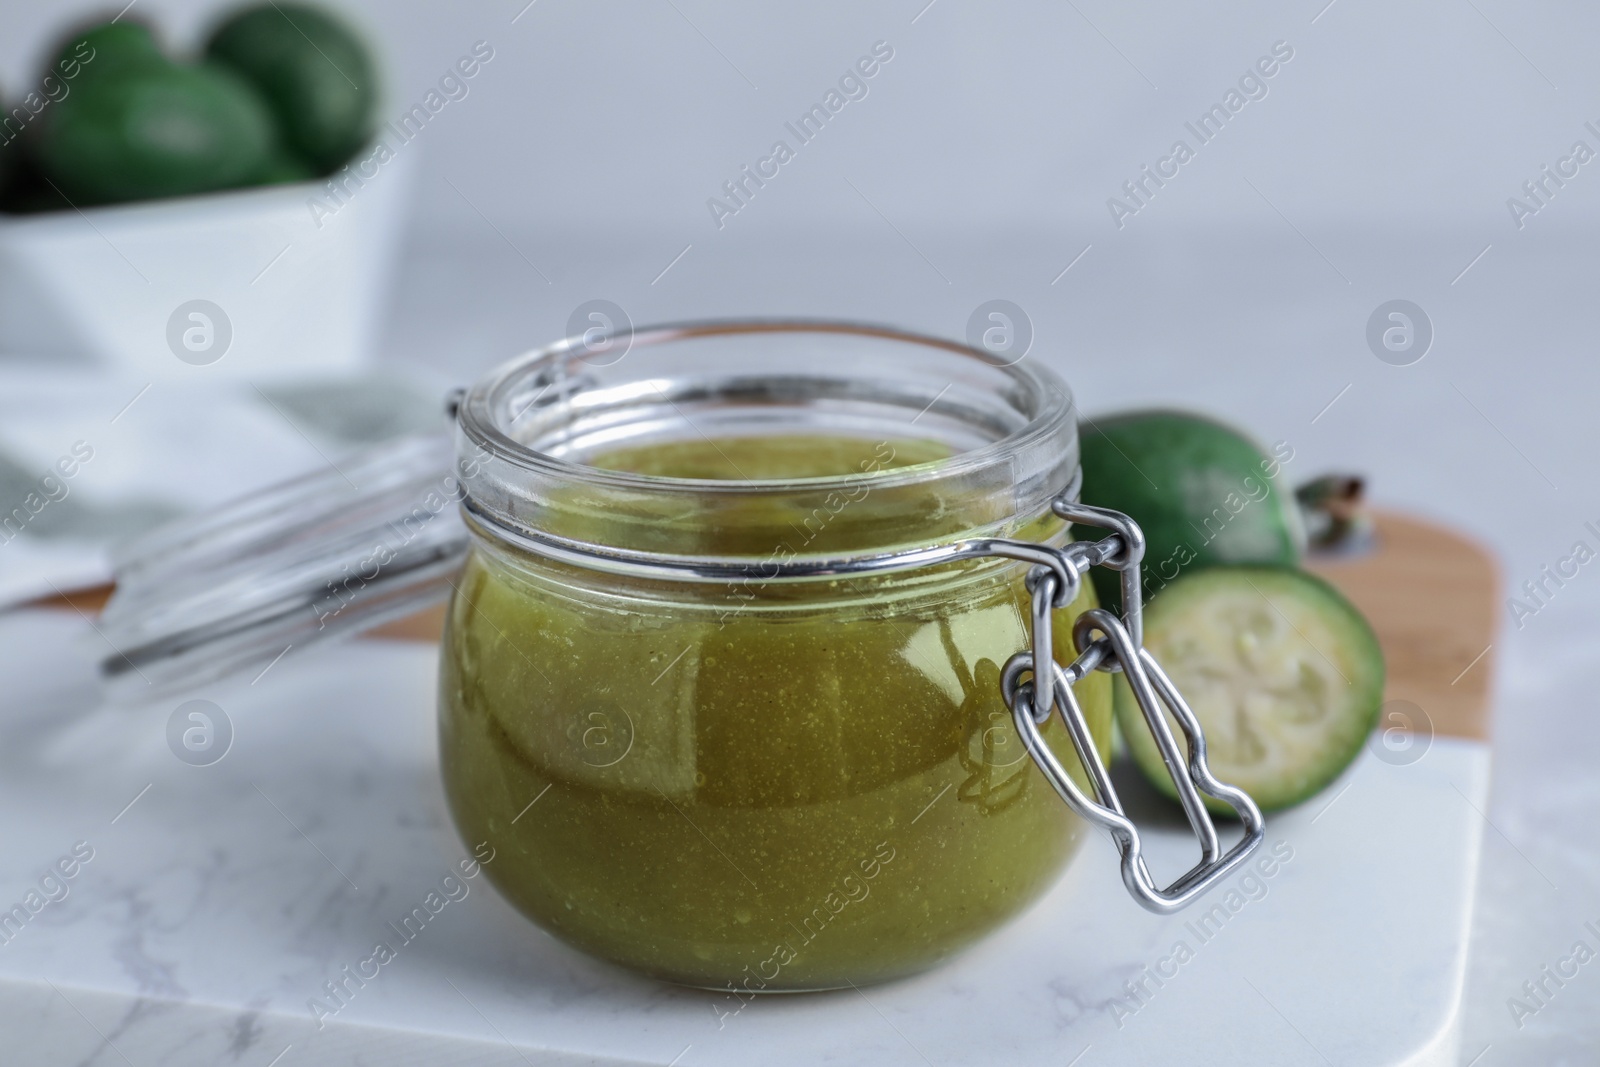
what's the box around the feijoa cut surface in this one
[1116,566,1383,813]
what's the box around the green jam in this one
[439,435,1111,991]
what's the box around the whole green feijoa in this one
[47,21,167,86]
[206,3,376,173]
[34,62,276,205]
[1078,409,1302,612]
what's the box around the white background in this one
[4,0,1600,1062]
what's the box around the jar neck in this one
[455,321,1079,577]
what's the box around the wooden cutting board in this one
[1304,511,1498,742]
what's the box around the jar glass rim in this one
[457,318,1076,496]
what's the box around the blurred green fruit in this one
[49,21,166,85]
[206,3,376,173]
[34,61,276,204]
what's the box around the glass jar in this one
[97,319,1262,994]
[441,321,1109,990]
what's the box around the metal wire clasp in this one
[989,499,1265,914]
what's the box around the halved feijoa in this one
[1116,566,1383,814]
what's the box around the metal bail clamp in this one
[995,498,1266,915]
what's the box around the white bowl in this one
[0,145,416,380]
